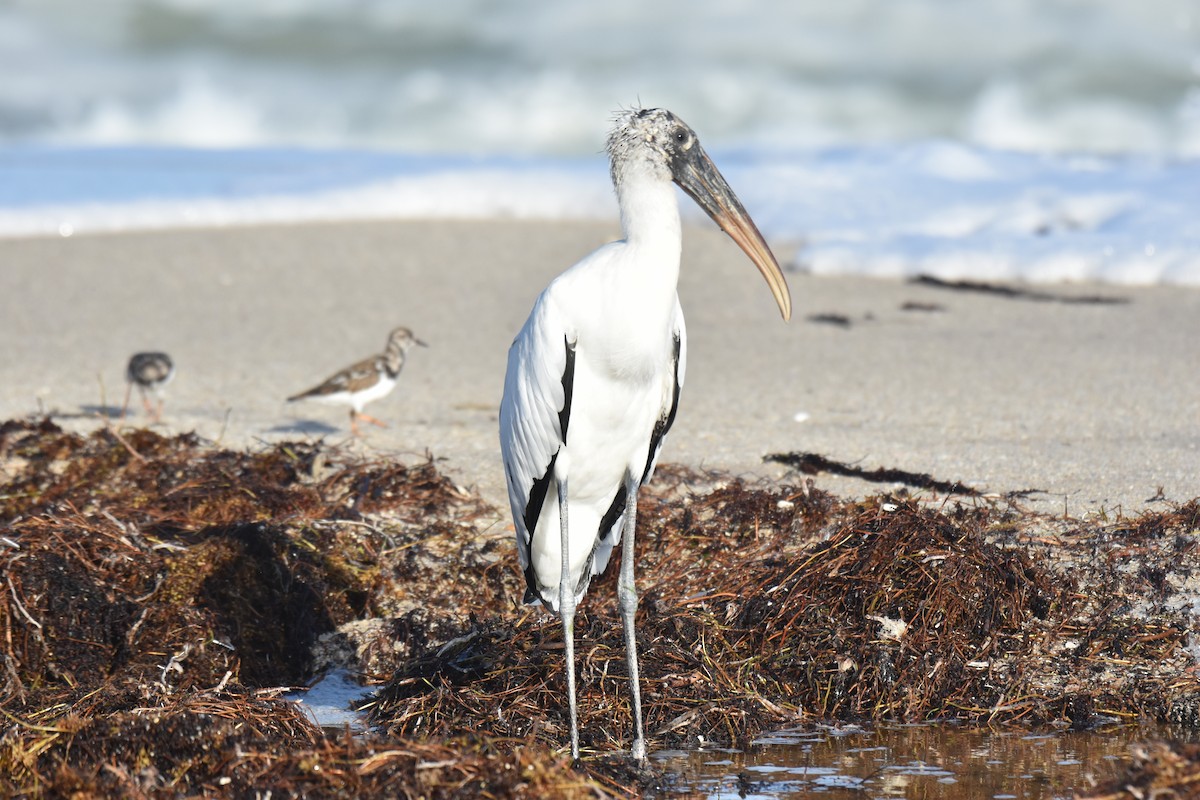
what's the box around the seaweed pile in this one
[370,467,1200,747]
[0,419,611,797]
[1,418,1198,797]
[1074,740,1200,799]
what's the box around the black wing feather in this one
[520,336,577,604]
[641,331,683,484]
[558,335,576,440]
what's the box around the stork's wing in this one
[499,293,575,579]
[641,299,688,485]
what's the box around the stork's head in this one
[606,107,698,186]
[606,107,792,321]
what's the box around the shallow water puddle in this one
[654,724,1196,799]
[286,670,375,732]
[289,673,1194,797]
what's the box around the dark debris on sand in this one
[1074,740,1200,799]
[1,418,1199,797]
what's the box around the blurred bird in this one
[499,108,790,761]
[122,351,175,423]
[288,327,426,435]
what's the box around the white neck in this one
[615,169,682,296]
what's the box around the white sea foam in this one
[2,143,1196,286]
[3,0,1197,285]
[2,0,1198,156]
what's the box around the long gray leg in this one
[618,470,647,761]
[555,451,580,761]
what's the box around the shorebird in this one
[122,351,175,423]
[499,107,791,761]
[288,327,426,435]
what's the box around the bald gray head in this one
[606,107,703,188]
[604,106,793,320]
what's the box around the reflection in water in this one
[654,724,1199,799]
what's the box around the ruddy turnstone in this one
[288,327,426,435]
[123,351,175,423]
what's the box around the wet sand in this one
[1,219,1196,516]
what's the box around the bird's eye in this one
[674,130,687,143]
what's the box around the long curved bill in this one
[673,147,792,321]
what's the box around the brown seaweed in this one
[1,418,1198,797]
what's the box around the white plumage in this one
[499,107,791,761]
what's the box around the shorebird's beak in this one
[672,147,792,321]
[415,338,429,348]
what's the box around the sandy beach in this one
[1,219,1196,516]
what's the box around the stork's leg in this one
[555,451,580,761]
[618,470,647,761]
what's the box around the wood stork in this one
[499,107,791,761]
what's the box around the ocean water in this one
[3,0,1199,284]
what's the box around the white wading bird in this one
[499,108,791,761]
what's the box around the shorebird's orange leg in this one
[357,413,388,429]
